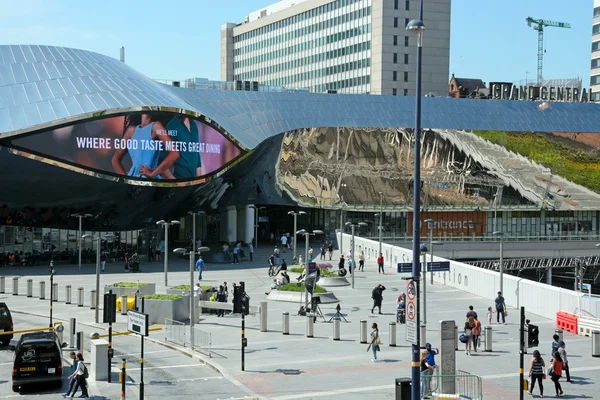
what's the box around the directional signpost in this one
[399,261,449,274]
[127,309,149,399]
[398,262,413,273]
[405,279,418,344]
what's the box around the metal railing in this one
[164,318,212,358]
[421,369,483,400]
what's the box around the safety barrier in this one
[556,312,579,334]
[192,326,212,358]
[422,370,483,400]
[578,317,600,337]
[164,318,211,357]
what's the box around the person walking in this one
[464,316,474,355]
[551,334,561,358]
[550,351,564,397]
[558,341,571,382]
[68,353,88,398]
[420,350,434,399]
[466,305,477,319]
[232,245,240,264]
[495,291,506,324]
[358,250,365,271]
[216,285,227,317]
[377,253,384,274]
[528,350,546,397]
[100,251,107,272]
[486,306,494,324]
[196,256,205,281]
[472,316,482,352]
[249,242,254,262]
[368,323,380,362]
[327,242,333,260]
[62,351,79,397]
[281,235,288,252]
[338,255,345,270]
[320,244,326,260]
[371,284,386,314]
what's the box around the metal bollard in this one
[485,326,493,352]
[523,327,529,354]
[333,317,341,341]
[555,329,563,342]
[260,301,268,332]
[455,325,459,350]
[90,290,97,309]
[389,322,397,347]
[592,330,600,358]
[360,320,368,344]
[65,285,72,304]
[282,312,290,335]
[69,318,76,348]
[26,279,33,297]
[306,314,314,338]
[52,283,58,302]
[77,287,84,307]
[39,281,46,300]
[12,277,18,296]
[420,324,427,349]
[76,331,84,353]
[0,276,5,294]
[121,295,128,315]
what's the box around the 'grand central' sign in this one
[489,82,593,103]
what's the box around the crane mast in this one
[526,17,571,85]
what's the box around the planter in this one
[266,290,339,304]
[318,277,350,287]
[144,296,189,325]
[167,285,216,301]
[105,283,155,298]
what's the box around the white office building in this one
[592,0,600,100]
[221,0,450,96]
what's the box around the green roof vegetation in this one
[112,282,149,288]
[144,294,183,300]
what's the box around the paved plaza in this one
[0,246,599,399]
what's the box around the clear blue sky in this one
[0,0,593,86]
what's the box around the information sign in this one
[127,310,149,336]
[397,262,413,273]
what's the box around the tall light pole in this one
[70,213,92,270]
[297,229,324,311]
[157,220,181,287]
[346,222,368,289]
[339,189,346,255]
[174,246,210,349]
[420,243,428,325]
[493,231,504,294]
[83,233,115,323]
[288,210,306,261]
[378,192,383,256]
[407,5,425,399]
[188,211,206,255]
[250,206,266,249]
[424,219,444,285]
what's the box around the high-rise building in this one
[221,0,450,96]
[592,0,600,100]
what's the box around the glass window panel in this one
[9,45,25,63]
[54,61,70,77]
[22,102,42,126]
[50,47,66,62]
[74,94,96,113]
[49,98,69,119]
[22,63,39,82]
[38,46,56,61]
[8,105,27,128]
[0,108,10,132]
[0,46,15,64]
[98,91,121,108]
[42,62,61,79]
[10,85,29,106]
[89,77,110,91]
[0,86,14,108]
[58,78,78,96]
[0,65,15,85]
[64,62,82,77]
[69,76,90,94]
[20,45,35,63]
[47,79,67,98]
[36,101,56,122]
[35,81,54,100]
[11,63,27,84]
[32,62,50,81]
[62,95,84,115]
[30,45,45,62]
[86,92,109,109]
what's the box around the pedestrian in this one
[216,285,227,317]
[68,353,88,398]
[274,246,280,264]
[338,255,345,270]
[371,284,386,314]
[425,342,439,372]
[486,306,494,324]
[249,242,254,262]
[466,305,477,319]
[528,350,546,397]
[155,242,161,262]
[558,341,571,382]
[100,251,107,272]
[281,235,287,251]
[327,242,333,260]
[420,350,434,399]
[551,334,561,358]
[222,242,229,262]
[308,247,313,259]
[196,255,205,281]
[62,351,79,397]
[495,291,506,324]
[472,316,482,352]
[232,245,240,264]
[193,283,200,297]
[348,257,354,274]
[377,252,385,274]
[464,316,474,355]
[320,244,326,260]
[550,351,564,397]
[368,322,380,362]
[358,249,365,271]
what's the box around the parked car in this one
[0,302,14,346]
[12,331,65,392]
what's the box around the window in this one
[394,0,399,9]
[593,42,600,52]
[393,53,398,63]
[405,0,410,10]
[594,24,600,35]
[393,71,397,81]
[405,36,409,47]
[404,54,409,64]
[591,75,600,86]
[595,6,600,17]
[394,17,398,28]
[394,35,398,46]
[404,71,409,82]
[592,58,600,69]
[393,88,397,96]
[404,89,409,96]
[405,18,410,28]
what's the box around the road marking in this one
[118,349,171,357]
[126,363,205,371]
[270,384,393,399]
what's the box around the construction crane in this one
[526,17,571,85]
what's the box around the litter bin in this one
[592,330,600,358]
[395,377,411,400]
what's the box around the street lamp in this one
[345,222,368,289]
[339,185,347,254]
[424,219,444,285]
[420,243,428,325]
[407,5,425,399]
[173,246,210,349]
[187,211,205,255]
[296,229,324,311]
[378,192,383,256]
[250,206,267,250]
[493,231,504,294]
[156,220,181,287]
[70,213,92,270]
[288,210,306,261]
[82,233,115,323]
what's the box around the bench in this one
[197,300,260,316]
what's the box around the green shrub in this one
[112,282,149,288]
[289,267,304,274]
[278,283,327,293]
[289,267,337,278]
[172,284,214,291]
[144,294,183,300]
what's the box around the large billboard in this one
[9,112,243,183]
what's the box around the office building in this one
[592,0,600,100]
[221,0,450,96]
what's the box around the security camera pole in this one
[157,220,181,287]
[288,210,306,260]
[83,233,115,323]
[346,222,368,289]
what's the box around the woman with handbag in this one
[368,323,380,362]
[550,352,564,397]
[463,317,474,355]
[528,350,545,397]
[471,316,482,352]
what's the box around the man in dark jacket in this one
[371,284,386,314]
[216,285,227,317]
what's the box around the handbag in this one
[547,367,554,376]
[373,335,381,346]
[459,334,468,343]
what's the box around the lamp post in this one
[83,233,115,323]
[70,213,92,270]
[339,184,347,254]
[378,192,383,256]
[407,5,425,399]
[288,210,306,261]
[187,211,205,255]
[173,246,210,349]
[250,206,267,249]
[157,220,181,287]
[493,231,504,294]
[345,222,368,289]
[296,229,324,311]
[424,219,444,285]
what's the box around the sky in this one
[0,0,594,86]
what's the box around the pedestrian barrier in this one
[577,317,600,337]
[77,287,84,307]
[65,285,72,304]
[422,370,483,400]
[164,318,211,357]
[332,317,340,340]
[90,290,96,309]
[39,281,45,300]
[0,276,5,294]
[282,312,290,335]
[69,318,76,348]
[360,320,367,343]
[556,312,578,334]
[389,322,396,347]
[12,277,18,296]
[306,314,314,338]
[26,279,33,297]
[52,283,58,302]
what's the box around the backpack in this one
[83,363,89,379]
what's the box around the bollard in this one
[306,314,314,338]
[389,322,397,347]
[555,329,563,342]
[12,277,18,296]
[333,317,341,341]
[282,312,290,335]
[65,285,72,304]
[77,287,84,307]
[0,276,5,294]
[39,281,46,300]
[592,330,600,358]
[121,295,128,315]
[26,279,33,297]
[420,324,427,349]
[260,301,268,332]
[76,331,84,353]
[52,283,58,302]
[120,358,127,399]
[90,290,97,309]
[455,325,459,351]
[523,327,529,354]
[485,326,493,352]
[360,320,368,344]
[69,318,76,348]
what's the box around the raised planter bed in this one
[104,282,155,298]
[143,294,189,325]
[317,277,350,287]
[266,290,339,304]
[167,284,215,300]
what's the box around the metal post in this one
[108,289,113,383]
[520,307,525,400]
[454,325,459,350]
[389,322,397,347]
[333,317,341,340]
[78,287,84,307]
[69,318,76,348]
[304,233,309,312]
[420,324,427,349]
[360,320,367,343]
[254,208,258,250]
[39,281,45,300]
[121,358,126,400]
[27,279,33,297]
[378,192,383,256]
[422,252,427,325]
[260,301,268,332]
[190,216,196,350]
[78,215,82,270]
[499,234,504,295]
[485,326,493,352]
[306,314,314,338]
[95,238,100,323]
[164,223,169,287]
[140,298,144,400]
[282,312,290,335]
[65,285,72,304]
[11,277,17,295]
[340,196,344,254]
[0,276,5,294]
[90,290,97,309]
[429,229,434,285]
[351,224,355,289]
[241,306,246,371]
[293,214,298,261]
[52,283,58,302]
[121,295,128,315]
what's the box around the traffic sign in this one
[427,261,450,272]
[127,310,149,336]
[397,262,412,273]
[406,280,416,301]
[405,279,418,345]
[407,301,416,321]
